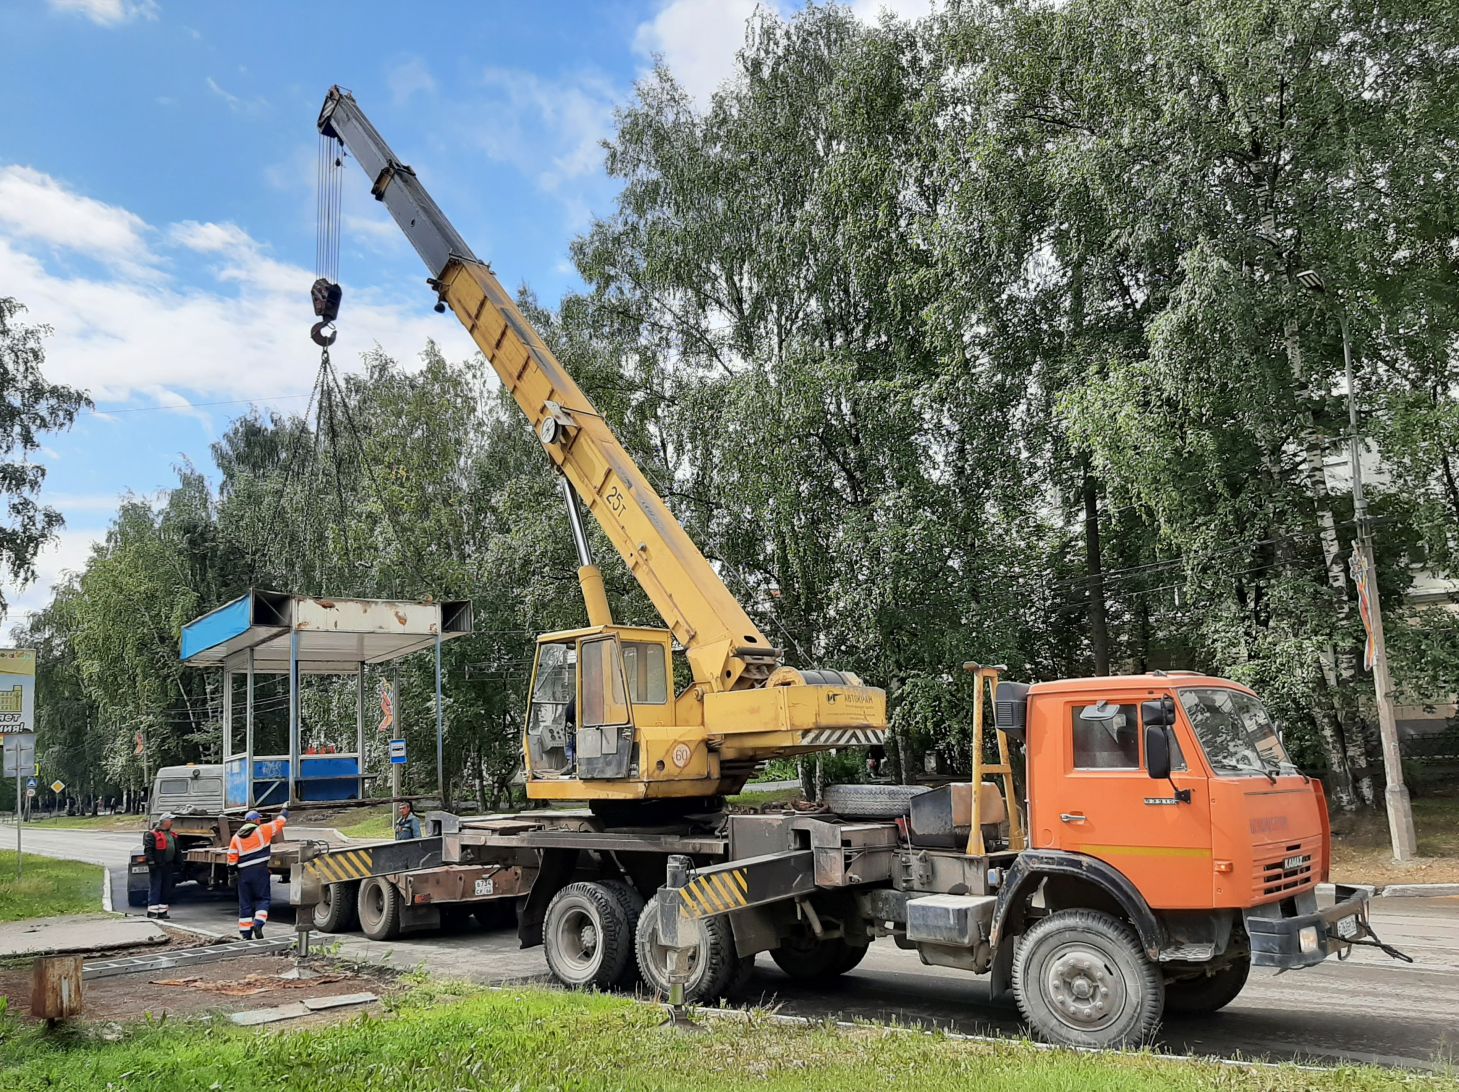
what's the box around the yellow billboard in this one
[0,649,36,734]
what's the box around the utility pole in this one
[1298,269,1418,862]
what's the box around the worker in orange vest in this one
[227,807,289,940]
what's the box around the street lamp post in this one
[1298,269,1418,862]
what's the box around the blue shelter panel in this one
[180,595,253,662]
[224,756,249,808]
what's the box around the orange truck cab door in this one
[1037,688,1213,910]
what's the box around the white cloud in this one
[0,169,469,411]
[0,165,153,270]
[474,68,618,197]
[47,0,158,27]
[205,76,267,117]
[632,1,939,107]
[389,57,437,105]
[633,0,775,107]
[848,0,936,21]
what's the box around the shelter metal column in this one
[356,661,366,798]
[222,665,233,763]
[245,648,255,808]
[289,629,300,805]
[435,631,445,808]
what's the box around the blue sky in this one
[0,0,929,625]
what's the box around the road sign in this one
[388,738,407,765]
[26,777,36,790]
[25,787,34,799]
[50,779,65,794]
[0,649,36,735]
[2,733,35,778]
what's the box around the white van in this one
[150,764,226,818]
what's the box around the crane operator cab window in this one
[526,642,576,776]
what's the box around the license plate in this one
[1337,915,1360,939]
[474,878,494,897]
[130,866,149,875]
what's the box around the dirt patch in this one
[0,937,394,1027]
[1329,793,1459,886]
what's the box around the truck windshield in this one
[1179,688,1294,778]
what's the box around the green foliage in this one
[0,297,90,616]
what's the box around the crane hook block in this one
[310,277,342,345]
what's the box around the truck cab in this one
[1022,673,1325,915]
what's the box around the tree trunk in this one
[1083,472,1111,676]
[1283,311,1369,809]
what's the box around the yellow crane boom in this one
[317,86,885,802]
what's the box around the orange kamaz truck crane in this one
[307,88,1400,1048]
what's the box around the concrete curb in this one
[1319,881,1459,899]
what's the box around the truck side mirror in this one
[1141,696,1175,727]
[1145,724,1172,781]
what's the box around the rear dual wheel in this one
[635,903,753,1002]
[312,881,361,933]
[543,880,645,990]
[357,876,402,941]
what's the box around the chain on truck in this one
[148,85,1405,1050]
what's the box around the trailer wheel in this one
[600,880,647,988]
[357,876,403,941]
[1012,909,1163,1048]
[635,906,751,1003]
[1163,954,1250,1016]
[543,881,636,990]
[312,881,360,933]
[822,783,930,819]
[770,934,868,981]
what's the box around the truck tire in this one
[822,783,930,819]
[770,934,868,981]
[1163,955,1250,1016]
[312,881,360,933]
[635,904,751,1003]
[543,881,636,990]
[1012,909,1163,1048]
[357,876,403,941]
[600,880,647,987]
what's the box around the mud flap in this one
[519,847,578,949]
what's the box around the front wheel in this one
[1163,954,1250,1016]
[1012,909,1164,1048]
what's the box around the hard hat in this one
[244,809,263,821]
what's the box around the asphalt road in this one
[12,822,1459,1069]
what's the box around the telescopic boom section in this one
[318,86,778,692]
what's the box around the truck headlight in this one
[1299,925,1320,953]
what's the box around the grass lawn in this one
[0,982,1440,1092]
[334,805,396,840]
[1329,793,1459,886]
[728,786,804,808]
[18,814,144,833]
[0,851,103,922]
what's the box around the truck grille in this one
[1254,841,1315,898]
